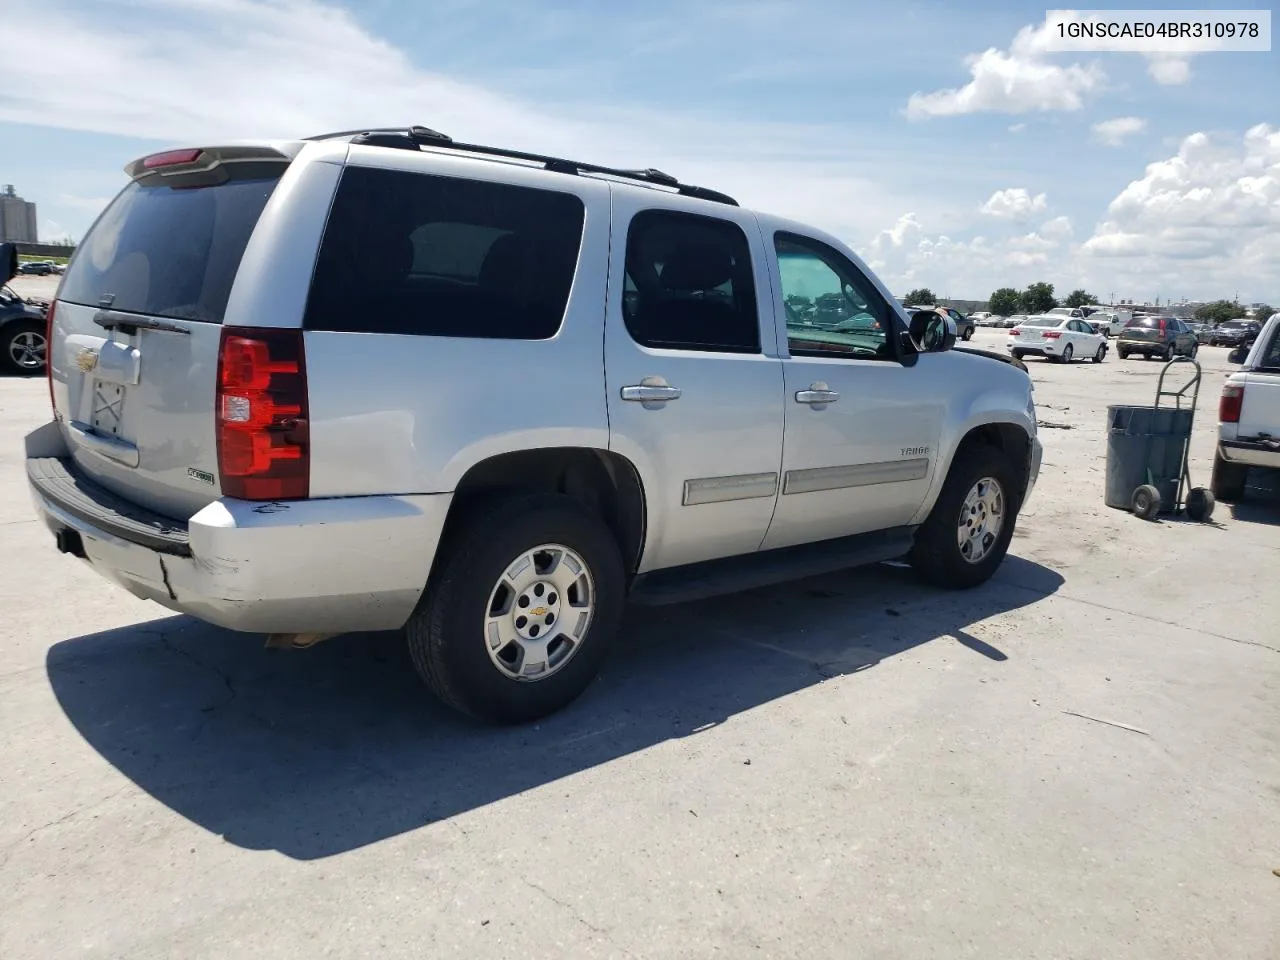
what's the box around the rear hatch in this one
[1121,318,1164,343]
[50,147,291,519]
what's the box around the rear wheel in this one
[910,444,1019,589]
[1059,343,1074,363]
[1131,484,1161,520]
[1210,453,1248,502]
[1,320,46,374]
[1118,348,1129,360]
[405,493,625,724]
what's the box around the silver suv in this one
[23,126,1042,723]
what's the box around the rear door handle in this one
[796,382,839,405]
[621,384,682,402]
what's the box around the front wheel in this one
[1093,343,1106,363]
[405,493,625,724]
[962,326,974,341]
[910,444,1019,589]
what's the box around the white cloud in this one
[1081,125,1280,293]
[1008,123,1027,133]
[1092,116,1147,146]
[1146,55,1192,85]
[980,188,1048,220]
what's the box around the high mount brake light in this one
[142,148,204,169]
[215,328,309,500]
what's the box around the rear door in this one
[51,147,297,519]
[604,197,784,572]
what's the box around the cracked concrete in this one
[1,329,1278,959]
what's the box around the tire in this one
[1162,346,1173,362]
[1131,484,1161,520]
[1185,487,1215,523]
[1210,453,1248,502]
[962,326,974,341]
[1119,349,1129,360]
[1188,343,1198,359]
[1060,343,1074,363]
[1093,343,1106,363]
[910,444,1019,589]
[404,493,625,724]
[0,319,47,374]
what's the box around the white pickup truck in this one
[1212,312,1280,500]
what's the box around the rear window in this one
[1125,317,1161,328]
[1021,317,1059,327]
[303,167,586,339]
[59,171,282,324]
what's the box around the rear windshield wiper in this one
[93,310,191,335]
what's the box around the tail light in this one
[1158,319,1168,335]
[1009,329,1021,336]
[1219,383,1244,423]
[215,328,309,500]
[1044,331,1062,339]
[45,300,56,410]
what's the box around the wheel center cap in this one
[513,580,561,641]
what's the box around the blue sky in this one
[1,0,1276,302]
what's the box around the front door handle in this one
[621,383,682,402]
[796,381,839,405]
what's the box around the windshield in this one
[59,170,282,323]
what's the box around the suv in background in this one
[1210,319,1262,350]
[907,304,976,341]
[1212,312,1280,501]
[1116,315,1198,361]
[22,126,1040,723]
[18,260,55,276]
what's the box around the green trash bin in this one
[1104,404,1194,513]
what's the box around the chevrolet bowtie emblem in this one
[530,606,548,617]
[75,349,99,373]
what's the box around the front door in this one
[605,197,785,573]
[759,230,942,552]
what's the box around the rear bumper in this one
[1116,341,1166,354]
[26,435,451,634]
[1218,438,1280,470]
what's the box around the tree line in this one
[902,284,1272,326]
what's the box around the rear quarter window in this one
[303,167,586,339]
[59,170,282,324]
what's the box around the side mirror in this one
[1228,346,1248,364]
[907,309,956,353]
[0,243,16,283]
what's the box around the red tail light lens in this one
[1158,319,1167,335]
[1219,384,1244,423]
[1044,331,1062,339]
[45,300,56,410]
[216,328,308,500]
[142,148,204,169]
[1009,329,1020,336]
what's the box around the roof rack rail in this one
[301,125,738,206]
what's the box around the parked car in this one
[0,281,48,374]
[20,128,1042,724]
[1085,310,1131,338]
[1116,316,1198,361]
[1000,314,1026,329]
[906,304,976,341]
[1195,323,1216,344]
[1007,314,1108,363]
[18,260,55,276]
[1210,319,1262,349]
[1211,311,1280,501]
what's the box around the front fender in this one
[909,367,1037,525]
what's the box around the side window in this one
[774,233,894,360]
[622,210,759,353]
[305,167,585,339]
[1259,326,1280,370]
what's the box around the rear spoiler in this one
[124,144,294,182]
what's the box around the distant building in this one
[0,185,38,243]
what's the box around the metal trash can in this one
[1104,405,1194,512]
